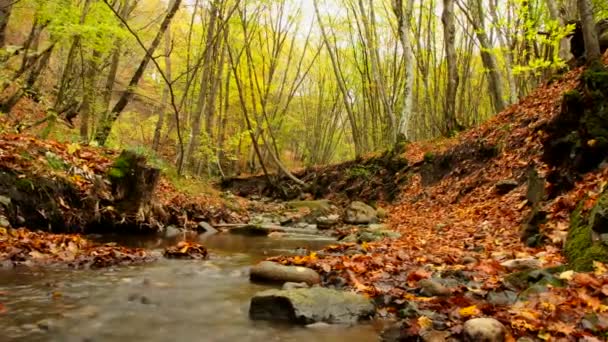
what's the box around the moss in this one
[571,245,608,271]
[582,65,608,93]
[504,267,565,290]
[562,89,583,105]
[347,166,373,179]
[564,203,593,262]
[108,151,137,180]
[15,178,34,191]
[566,192,608,271]
[423,152,435,163]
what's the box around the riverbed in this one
[0,234,380,341]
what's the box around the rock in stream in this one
[249,287,375,324]
[250,261,321,285]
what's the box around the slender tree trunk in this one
[578,0,601,64]
[314,0,362,156]
[152,25,173,151]
[183,0,220,170]
[99,0,134,124]
[392,0,415,142]
[226,43,271,184]
[488,0,517,104]
[441,0,459,135]
[79,56,97,142]
[358,0,396,144]
[466,0,507,113]
[95,0,182,146]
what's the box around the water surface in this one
[0,234,380,342]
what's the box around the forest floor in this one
[260,55,608,340]
[2,57,608,340]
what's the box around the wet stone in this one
[250,261,321,286]
[249,287,375,324]
[344,201,377,224]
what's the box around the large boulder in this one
[250,261,321,285]
[249,287,374,324]
[344,201,377,224]
[463,317,506,342]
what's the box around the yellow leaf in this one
[67,143,80,155]
[417,316,433,330]
[0,227,6,235]
[179,245,189,253]
[537,331,551,341]
[559,270,575,281]
[361,241,369,251]
[459,305,480,317]
[309,252,317,261]
[593,261,607,276]
[588,139,597,147]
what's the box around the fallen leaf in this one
[559,270,575,281]
[418,316,433,330]
[459,305,481,317]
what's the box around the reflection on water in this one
[0,234,379,342]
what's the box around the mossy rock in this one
[582,65,608,94]
[504,267,565,290]
[565,192,608,271]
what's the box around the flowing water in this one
[0,234,380,342]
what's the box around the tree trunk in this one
[79,57,97,142]
[152,24,173,152]
[358,0,396,145]
[545,0,571,62]
[183,0,220,170]
[314,0,363,157]
[0,0,12,48]
[109,150,160,220]
[95,0,182,146]
[468,0,507,114]
[578,0,601,64]
[392,0,415,142]
[99,0,134,128]
[441,0,459,135]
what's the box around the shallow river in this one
[0,234,380,342]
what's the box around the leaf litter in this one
[269,54,608,339]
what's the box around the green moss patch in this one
[565,192,608,271]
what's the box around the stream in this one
[0,234,380,342]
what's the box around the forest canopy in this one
[0,0,607,178]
